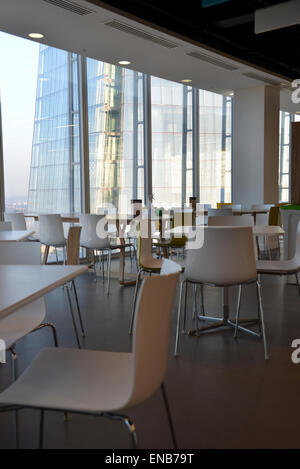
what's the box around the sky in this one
[0,32,39,202]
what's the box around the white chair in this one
[38,215,66,264]
[80,214,133,295]
[252,204,273,210]
[0,271,180,450]
[4,213,39,241]
[175,227,268,360]
[4,213,26,230]
[0,221,12,231]
[0,242,58,379]
[208,215,254,227]
[257,221,300,295]
[208,208,233,217]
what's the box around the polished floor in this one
[0,260,299,449]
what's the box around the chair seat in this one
[140,257,163,273]
[43,240,66,248]
[0,299,46,349]
[0,348,133,414]
[256,259,300,274]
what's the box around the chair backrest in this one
[217,203,242,210]
[38,215,65,246]
[251,204,273,210]
[256,213,269,225]
[79,214,110,249]
[268,206,282,226]
[67,226,82,265]
[4,213,27,231]
[184,227,257,286]
[208,215,254,227]
[127,272,179,408]
[0,242,41,265]
[172,208,195,228]
[208,208,233,217]
[137,219,153,268]
[0,221,12,231]
[160,259,182,275]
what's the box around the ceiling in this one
[0,0,297,109]
[88,0,300,80]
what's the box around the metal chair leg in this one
[65,285,81,349]
[33,323,59,347]
[192,284,197,321]
[200,284,205,317]
[161,383,178,450]
[182,281,188,334]
[39,410,45,450]
[129,270,143,335]
[10,348,19,449]
[257,281,269,360]
[104,413,137,449]
[174,280,185,356]
[234,285,243,339]
[295,273,300,296]
[107,250,112,296]
[72,280,86,338]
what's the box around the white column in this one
[233,86,280,207]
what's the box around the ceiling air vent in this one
[187,51,239,71]
[242,72,280,86]
[105,20,179,49]
[42,0,94,16]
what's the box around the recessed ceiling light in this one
[118,60,131,66]
[181,79,192,83]
[228,92,235,96]
[28,33,45,39]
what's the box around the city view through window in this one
[1,31,235,214]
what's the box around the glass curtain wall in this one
[279,111,300,203]
[28,46,81,214]
[199,91,232,207]
[87,59,145,214]
[151,77,195,208]
[26,44,233,214]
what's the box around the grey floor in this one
[0,259,299,449]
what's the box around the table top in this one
[0,230,35,242]
[166,225,285,237]
[0,265,88,320]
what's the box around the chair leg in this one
[39,410,45,450]
[104,413,137,449]
[72,280,86,338]
[295,273,300,296]
[174,280,185,356]
[200,284,205,317]
[55,248,59,265]
[234,285,243,339]
[257,281,269,360]
[42,245,50,265]
[182,281,188,334]
[107,250,112,296]
[92,250,97,282]
[129,270,143,335]
[192,284,197,321]
[10,348,19,449]
[161,383,178,450]
[33,323,59,347]
[65,285,81,349]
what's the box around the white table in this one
[0,265,88,347]
[0,230,35,242]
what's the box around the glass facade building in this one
[27,44,232,214]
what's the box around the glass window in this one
[199,91,232,207]
[279,111,292,203]
[27,47,82,214]
[151,76,184,208]
[87,60,145,213]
